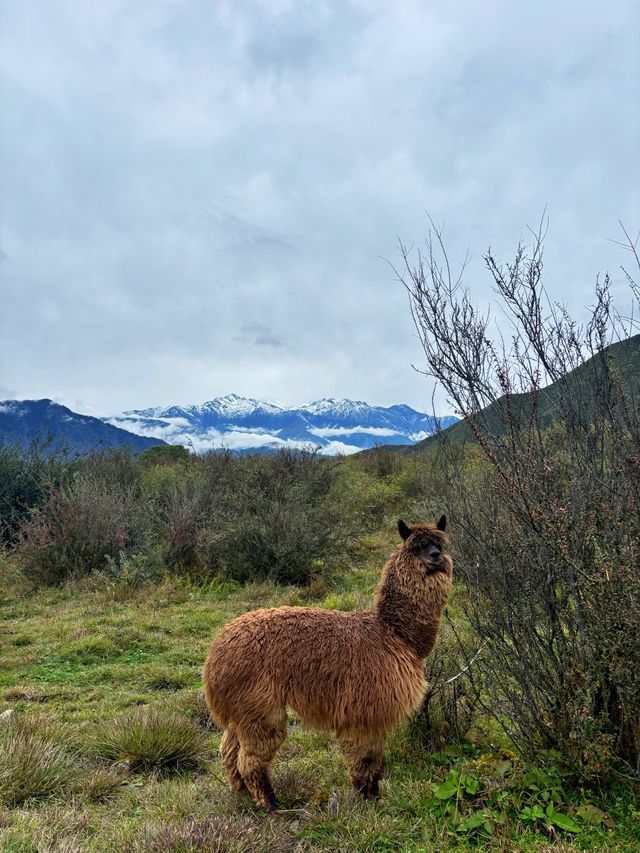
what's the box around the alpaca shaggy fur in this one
[203,516,453,811]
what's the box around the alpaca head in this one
[376,515,453,656]
[397,515,451,576]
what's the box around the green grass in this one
[0,543,638,852]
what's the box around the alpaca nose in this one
[428,545,441,560]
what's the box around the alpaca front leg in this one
[338,731,386,799]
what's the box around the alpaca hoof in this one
[357,778,380,799]
[259,781,280,814]
[266,790,280,813]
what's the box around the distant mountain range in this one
[5,336,635,458]
[0,399,165,455]
[108,395,459,454]
[0,396,458,457]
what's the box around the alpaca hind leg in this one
[236,720,286,812]
[337,730,386,799]
[220,727,246,794]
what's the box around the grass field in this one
[1,541,638,852]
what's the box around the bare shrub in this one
[398,217,640,777]
[79,765,127,802]
[156,450,231,576]
[161,483,222,575]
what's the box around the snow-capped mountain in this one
[107,395,458,455]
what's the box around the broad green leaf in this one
[550,812,580,833]
[433,780,458,800]
[463,775,480,795]
[461,814,484,831]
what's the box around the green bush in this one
[139,444,190,467]
[217,449,348,584]
[335,463,404,530]
[0,442,68,546]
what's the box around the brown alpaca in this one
[203,516,452,811]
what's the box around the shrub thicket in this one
[0,442,68,546]
[17,475,156,585]
[11,446,351,586]
[217,449,347,584]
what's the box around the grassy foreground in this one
[0,542,638,852]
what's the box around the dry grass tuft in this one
[272,768,319,809]
[0,719,80,806]
[78,765,128,801]
[91,706,208,772]
[128,813,305,852]
[2,685,63,704]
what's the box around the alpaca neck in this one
[375,552,451,660]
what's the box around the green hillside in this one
[411,333,640,451]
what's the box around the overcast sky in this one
[1,0,638,415]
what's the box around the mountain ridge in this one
[109,396,458,454]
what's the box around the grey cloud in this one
[234,324,285,348]
[201,201,293,253]
[0,385,17,400]
[0,0,638,415]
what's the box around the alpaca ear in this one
[398,519,412,540]
[436,514,447,531]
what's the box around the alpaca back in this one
[203,606,426,733]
